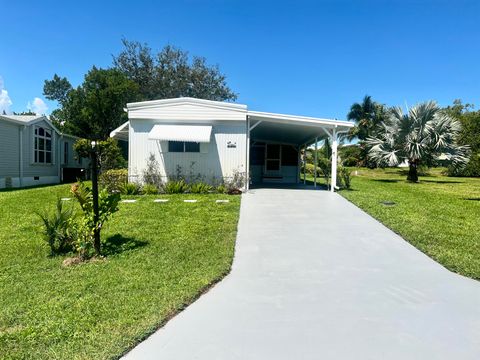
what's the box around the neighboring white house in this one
[0,114,88,189]
[110,97,353,191]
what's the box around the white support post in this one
[314,137,318,188]
[246,116,250,191]
[303,144,306,185]
[330,128,338,193]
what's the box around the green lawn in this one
[339,168,480,280]
[0,184,240,359]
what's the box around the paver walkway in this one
[123,188,480,359]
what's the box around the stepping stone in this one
[121,199,137,203]
[216,200,229,203]
[154,199,169,203]
[184,200,197,203]
[61,197,71,201]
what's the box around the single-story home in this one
[0,114,88,189]
[110,97,353,191]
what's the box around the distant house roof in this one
[0,114,61,134]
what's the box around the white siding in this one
[0,120,20,178]
[129,119,246,184]
[129,103,246,122]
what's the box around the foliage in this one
[301,163,316,176]
[346,96,388,167]
[366,101,470,182]
[337,167,352,189]
[0,184,240,359]
[37,199,76,255]
[141,183,159,195]
[164,179,189,194]
[224,170,245,194]
[43,67,139,140]
[216,184,226,194]
[113,39,237,102]
[100,168,128,192]
[120,182,141,195]
[339,145,362,167]
[74,138,126,172]
[444,100,480,177]
[71,182,120,256]
[142,153,163,187]
[189,182,213,194]
[43,74,73,105]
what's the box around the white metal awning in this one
[148,125,212,142]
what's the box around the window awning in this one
[148,125,212,142]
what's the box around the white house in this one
[110,97,353,191]
[0,114,88,189]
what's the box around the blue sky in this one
[1,0,479,119]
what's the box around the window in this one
[168,141,200,153]
[63,142,69,164]
[34,126,52,164]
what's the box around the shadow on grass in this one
[372,179,400,183]
[102,234,149,256]
[421,179,463,184]
[464,197,480,201]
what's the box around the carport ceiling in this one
[250,120,328,145]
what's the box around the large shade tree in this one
[366,101,470,182]
[113,39,237,102]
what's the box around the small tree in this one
[366,101,470,182]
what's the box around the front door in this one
[264,144,282,176]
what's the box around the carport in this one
[246,111,353,191]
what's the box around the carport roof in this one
[247,110,353,146]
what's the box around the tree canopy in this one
[44,67,139,140]
[112,39,237,102]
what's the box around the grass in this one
[0,184,240,359]
[339,168,480,280]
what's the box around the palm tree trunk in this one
[407,160,419,182]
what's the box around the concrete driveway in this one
[123,188,480,359]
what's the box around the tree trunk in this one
[91,150,101,254]
[407,160,419,183]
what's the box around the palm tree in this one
[366,101,470,182]
[347,95,388,167]
[347,95,388,140]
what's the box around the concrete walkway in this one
[123,188,480,360]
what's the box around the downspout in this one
[19,126,25,187]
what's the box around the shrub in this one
[100,169,128,192]
[447,152,480,177]
[216,184,226,194]
[120,182,141,195]
[164,179,189,194]
[142,183,159,195]
[190,182,213,194]
[342,156,359,167]
[224,170,245,195]
[301,163,316,175]
[338,167,352,189]
[142,153,163,187]
[37,199,76,255]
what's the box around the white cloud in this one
[0,76,13,114]
[27,97,48,115]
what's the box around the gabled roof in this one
[0,114,61,134]
[126,97,247,112]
